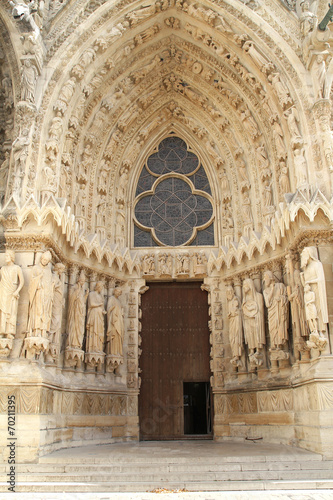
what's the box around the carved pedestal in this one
[106,354,123,373]
[269,349,290,375]
[85,352,105,372]
[307,332,328,352]
[0,337,13,357]
[23,337,49,360]
[45,343,60,364]
[64,347,85,368]
[248,350,263,370]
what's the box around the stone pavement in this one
[1,491,333,500]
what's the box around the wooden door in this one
[139,282,211,440]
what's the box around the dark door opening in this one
[183,382,211,435]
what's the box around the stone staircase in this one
[1,441,333,493]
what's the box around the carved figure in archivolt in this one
[272,121,286,159]
[226,285,243,364]
[301,247,328,335]
[12,129,30,172]
[263,271,288,350]
[49,263,66,346]
[284,107,302,146]
[67,272,88,349]
[27,251,54,338]
[268,73,292,108]
[279,160,291,194]
[107,288,124,356]
[0,250,24,339]
[20,59,38,104]
[242,278,265,364]
[293,148,308,187]
[242,191,253,224]
[116,166,129,206]
[86,281,106,353]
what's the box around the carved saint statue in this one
[286,255,307,341]
[242,278,265,364]
[226,285,243,364]
[27,251,54,338]
[106,288,124,356]
[49,263,66,346]
[67,272,88,349]
[0,250,24,339]
[263,270,289,350]
[300,247,328,335]
[86,281,106,353]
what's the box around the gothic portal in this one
[0,0,333,463]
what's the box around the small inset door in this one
[183,382,211,435]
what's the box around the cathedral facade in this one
[0,0,332,462]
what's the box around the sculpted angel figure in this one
[107,288,124,356]
[0,250,24,339]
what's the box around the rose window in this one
[134,137,214,247]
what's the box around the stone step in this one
[1,479,333,493]
[9,471,333,483]
[5,468,333,483]
[38,454,324,464]
[7,459,333,474]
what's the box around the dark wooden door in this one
[139,282,211,440]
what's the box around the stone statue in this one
[12,129,30,172]
[158,253,172,275]
[279,160,291,194]
[300,247,328,335]
[86,281,106,353]
[263,270,289,350]
[311,54,327,99]
[293,147,308,188]
[176,253,190,274]
[286,256,307,340]
[263,178,273,207]
[284,107,302,146]
[299,0,316,38]
[67,272,89,349]
[304,284,318,333]
[106,288,124,356]
[242,278,265,365]
[20,59,38,104]
[49,263,66,346]
[0,250,24,339]
[27,251,54,338]
[142,254,155,274]
[226,285,243,365]
[242,191,253,224]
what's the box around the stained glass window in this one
[134,137,214,247]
